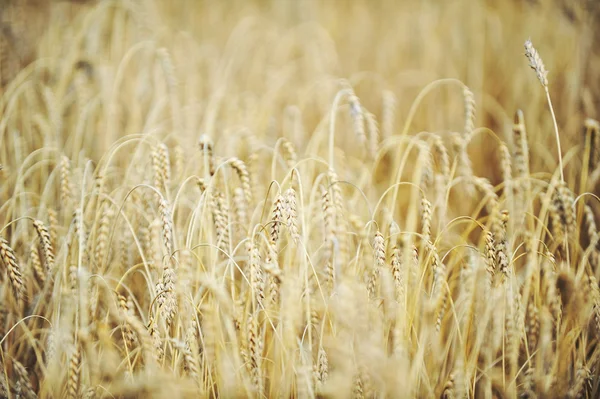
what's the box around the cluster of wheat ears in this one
[1,1,600,398]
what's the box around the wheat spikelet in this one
[421,196,432,245]
[550,182,575,243]
[94,202,113,269]
[270,194,284,245]
[0,237,24,304]
[347,91,366,146]
[452,134,474,189]
[210,191,230,253]
[33,219,55,274]
[499,142,512,195]
[248,239,264,310]
[158,197,174,259]
[431,135,450,183]
[59,155,72,206]
[526,299,540,350]
[30,242,45,285]
[367,231,385,300]
[463,86,476,135]
[496,210,510,279]
[13,359,36,399]
[246,313,263,396]
[284,187,299,244]
[524,39,548,87]
[230,157,252,205]
[67,344,81,399]
[418,141,433,190]
[47,208,58,248]
[484,230,496,287]
[314,345,328,391]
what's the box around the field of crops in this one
[1,0,600,397]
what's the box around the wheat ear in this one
[524,39,563,182]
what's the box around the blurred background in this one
[1,0,599,182]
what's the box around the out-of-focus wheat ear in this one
[270,194,284,246]
[60,155,72,205]
[147,316,164,363]
[496,210,510,280]
[158,197,174,259]
[281,138,298,170]
[82,386,97,399]
[157,142,171,191]
[30,242,45,286]
[94,203,114,271]
[313,345,328,392]
[0,238,24,305]
[12,359,36,399]
[120,312,157,366]
[442,373,455,399]
[381,90,396,140]
[210,190,230,253]
[265,254,282,306]
[549,182,575,247]
[33,219,55,274]
[526,299,540,351]
[198,134,215,177]
[352,370,366,399]
[347,91,366,146]
[585,118,600,171]
[230,157,253,205]
[247,312,263,396]
[583,205,600,272]
[364,109,379,160]
[431,135,450,184]
[499,142,512,197]
[568,363,591,399]
[587,274,600,336]
[420,196,432,246]
[463,86,476,136]
[0,371,7,399]
[152,145,166,192]
[67,344,81,399]
[233,187,248,235]
[160,266,178,327]
[367,231,385,300]
[173,144,184,179]
[321,188,335,258]
[47,208,58,248]
[284,187,300,244]
[117,293,136,346]
[418,141,433,191]
[512,109,531,212]
[512,110,530,175]
[68,264,78,295]
[390,240,404,302]
[327,168,348,264]
[452,134,474,193]
[542,259,561,326]
[247,239,264,311]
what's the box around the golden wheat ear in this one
[524,38,564,183]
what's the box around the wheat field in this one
[1,0,600,398]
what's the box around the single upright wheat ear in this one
[524,39,564,182]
